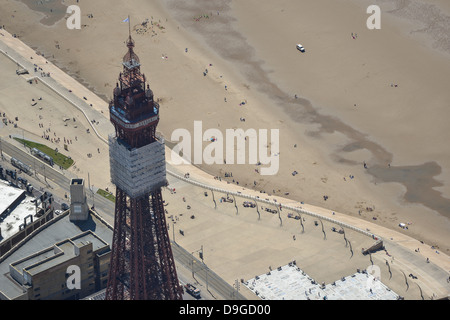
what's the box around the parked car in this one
[184,283,201,299]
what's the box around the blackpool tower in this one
[105,34,183,300]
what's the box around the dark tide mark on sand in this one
[379,0,450,55]
[19,0,67,26]
[367,162,450,218]
[149,0,450,217]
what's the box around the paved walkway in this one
[1,28,448,299]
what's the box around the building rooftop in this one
[0,181,25,214]
[0,211,113,300]
[245,263,399,300]
[0,181,34,242]
[10,230,109,280]
[71,179,84,185]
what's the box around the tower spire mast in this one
[128,15,131,39]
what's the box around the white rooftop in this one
[245,263,399,300]
[0,182,36,242]
[0,181,24,214]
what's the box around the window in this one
[74,205,82,213]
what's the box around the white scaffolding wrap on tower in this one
[109,135,168,198]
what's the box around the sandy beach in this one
[0,0,449,278]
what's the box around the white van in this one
[296,44,305,52]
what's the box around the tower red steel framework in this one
[105,35,183,300]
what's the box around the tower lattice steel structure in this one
[105,34,183,300]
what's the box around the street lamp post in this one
[172,221,176,243]
[205,268,208,292]
[92,185,95,209]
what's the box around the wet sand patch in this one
[161,0,450,218]
[18,0,67,26]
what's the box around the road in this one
[0,138,115,216]
[172,242,246,300]
[0,138,246,300]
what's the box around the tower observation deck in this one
[105,34,183,300]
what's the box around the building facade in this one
[8,231,110,300]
